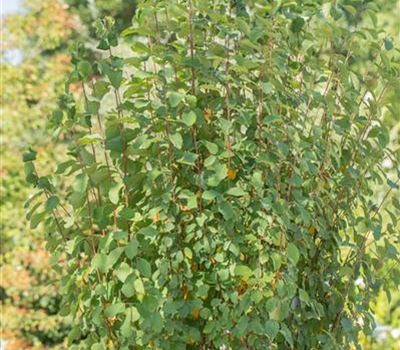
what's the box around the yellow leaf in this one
[191,262,198,271]
[153,211,160,223]
[204,108,213,122]
[181,284,189,300]
[308,225,317,235]
[179,204,192,213]
[191,307,200,319]
[227,168,237,180]
[237,278,249,295]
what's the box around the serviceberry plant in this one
[25,1,400,349]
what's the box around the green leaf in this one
[342,5,357,17]
[23,148,37,162]
[79,134,102,145]
[218,200,234,220]
[235,316,249,336]
[290,17,305,33]
[341,317,352,331]
[168,91,183,108]
[202,190,217,200]
[104,302,125,318]
[115,262,133,283]
[44,196,59,211]
[186,95,197,108]
[78,61,92,79]
[204,155,216,168]
[287,243,300,265]
[387,179,399,189]
[120,208,135,220]
[137,258,152,278]
[108,70,123,89]
[93,80,110,97]
[73,173,88,193]
[204,141,218,154]
[299,289,310,306]
[134,277,145,295]
[177,152,198,166]
[272,253,282,271]
[52,109,63,125]
[234,265,253,278]
[121,306,140,338]
[107,247,124,268]
[261,82,273,94]
[384,37,393,51]
[121,275,135,298]
[56,160,75,174]
[151,312,164,334]
[138,226,157,237]
[207,163,227,187]
[280,324,294,346]
[226,187,246,197]
[125,239,139,259]
[30,212,45,229]
[218,268,230,281]
[105,136,124,152]
[68,326,81,344]
[92,253,108,273]
[184,247,193,259]
[170,133,183,149]
[129,306,140,322]
[182,110,197,126]
[109,182,123,205]
[265,320,279,339]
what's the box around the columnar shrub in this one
[25,1,400,349]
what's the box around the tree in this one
[25,0,399,349]
[1,1,75,348]
[65,0,137,36]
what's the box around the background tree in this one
[1,2,74,348]
[65,0,136,37]
[0,0,136,348]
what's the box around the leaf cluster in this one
[24,1,400,349]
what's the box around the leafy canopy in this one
[25,0,400,349]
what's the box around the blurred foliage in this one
[1,1,74,348]
[65,0,136,37]
[0,0,135,348]
[365,2,400,350]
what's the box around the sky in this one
[1,0,21,17]
[2,0,23,64]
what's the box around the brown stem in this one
[81,82,102,205]
[258,70,264,146]
[187,0,202,211]
[225,0,233,165]
[108,48,131,217]
[90,79,118,228]
[42,189,67,242]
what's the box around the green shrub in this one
[25,1,400,349]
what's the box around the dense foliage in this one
[23,1,400,349]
